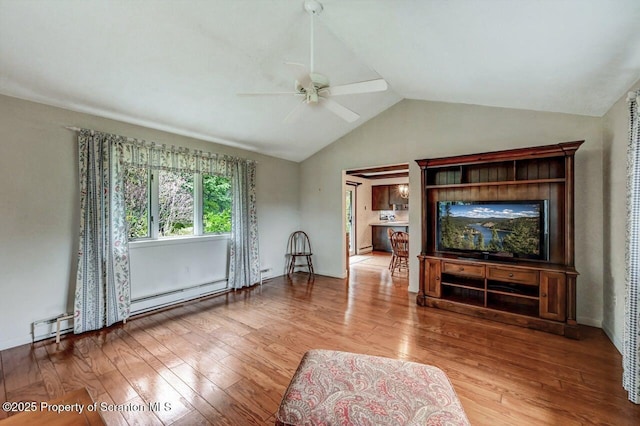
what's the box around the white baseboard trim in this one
[577,316,602,328]
[602,322,623,354]
[0,335,35,351]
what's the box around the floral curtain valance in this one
[79,129,255,176]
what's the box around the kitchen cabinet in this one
[371,185,390,210]
[388,185,408,205]
[372,185,408,210]
[372,224,408,252]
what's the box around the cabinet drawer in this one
[442,262,485,278]
[487,266,538,285]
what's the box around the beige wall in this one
[301,99,604,327]
[1,88,626,349]
[602,78,640,350]
[0,94,300,350]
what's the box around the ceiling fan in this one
[239,0,388,123]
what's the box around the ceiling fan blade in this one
[285,62,309,73]
[238,92,304,97]
[285,62,310,83]
[285,61,306,67]
[319,79,388,96]
[283,99,307,124]
[319,97,360,123]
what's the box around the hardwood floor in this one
[1,252,639,425]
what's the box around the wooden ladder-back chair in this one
[390,231,409,275]
[387,228,397,270]
[287,231,315,276]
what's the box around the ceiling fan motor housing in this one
[310,73,329,89]
[304,0,323,15]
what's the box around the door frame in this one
[345,181,360,256]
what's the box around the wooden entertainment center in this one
[416,141,582,338]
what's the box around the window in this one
[203,174,232,234]
[124,167,150,240]
[124,167,232,240]
[158,170,194,237]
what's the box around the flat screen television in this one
[436,200,548,260]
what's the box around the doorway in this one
[344,164,410,276]
[345,186,356,256]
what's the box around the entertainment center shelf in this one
[425,178,566,189]
[416,141,582,338]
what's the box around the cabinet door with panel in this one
[388,184,409,205]
[424,258,441,297]
[539,271,566,321]
[372,226,392,252]
[371,185,390,210]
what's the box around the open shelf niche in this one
[416,141,583,338]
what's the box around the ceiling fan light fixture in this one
[310,72,330,89]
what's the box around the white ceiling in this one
[1,0,639,162]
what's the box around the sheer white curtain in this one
[74,129,260,334]
[624,90,640,404]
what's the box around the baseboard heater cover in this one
[31,279,242,344]
[130,279,229,316]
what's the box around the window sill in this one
[129,234,230,249]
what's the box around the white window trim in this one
[194,171,203,236]
[150,169,159,239]
[129,233,230,249]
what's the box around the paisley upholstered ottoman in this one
[276,349,470,426]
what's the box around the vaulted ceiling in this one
[1,0,639,162]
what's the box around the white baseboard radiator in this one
[31,279,230,344]
[130,279,229,316]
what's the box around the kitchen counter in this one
[370,223,409,252]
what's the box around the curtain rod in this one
[63,126,258,164]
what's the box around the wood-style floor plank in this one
[1,252,639,425]
[0,352,6,420]
[32,344,65,400]
[43,339,109,399]
[1,344,43,398]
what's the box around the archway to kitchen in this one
[343,164,410,277]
